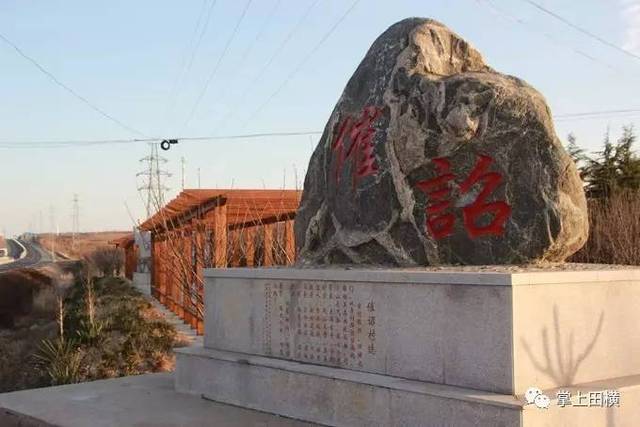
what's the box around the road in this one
[0,238,50,273]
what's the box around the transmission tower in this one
[181,156,186,190]
[71,194,80,249]
[49,205,57,261]
[138,143,171,218]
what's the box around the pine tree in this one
[579,126,640,199]
[616,126,640,191]
[566,133,589,180]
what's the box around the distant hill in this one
[38,231,130,260]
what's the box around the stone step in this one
[175,346,640,427]
[176,346,517,426]
[145,300,199,336]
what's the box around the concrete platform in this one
[176,345,640,427]
[175,266,640,426]
[176,346,523,426]
[202,266,640,394]
[0,373,316,427]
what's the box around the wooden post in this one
[171,232,180,315]
[244,227,256,266]
[150,234,158,299]
[169,234,178,314]
[193,221,204,330]
[263,223,274,266]
[213,204,228,268]
[196,319,204,335]
[181,229,192,322]
[284,220,295,265]
[158,239,166,305]
[230,230,242,267]
[194,222,204,279]
[173,232,180,317]
[162,238,169,306]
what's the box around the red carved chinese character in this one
[332,106,382,189]
[459,155,511,238]
[416,154,511,239]
[415,158,456,239]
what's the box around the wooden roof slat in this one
[139,189,301,232]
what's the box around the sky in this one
[1,0,639,236]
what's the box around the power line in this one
[182,0,253,130]
[211,0,322,131]
[1,107,638,149]
[242,0,362,126]
[205,0,283,123]
[0,31,147,137]
[0,130,325,148]
[236,0,283,70]
[555,109,640,119]
[522,0,640,63]
[555,114,640,122]
[184,0,219,76]
[477,0,620,73]
[164,0,219,131]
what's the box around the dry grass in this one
[570,191,640,265]
[0,319,57,392]
[0,269,59,392]
[85,247,125,277]
[62,276,178,381]
[0,269,54,328]
[0,265,181,393]
[39,231,130,260]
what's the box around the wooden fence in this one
[139,189,301,334]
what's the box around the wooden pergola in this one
[111,234,137,280]
[139,189,301,334]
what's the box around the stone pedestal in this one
[175,266,640,426]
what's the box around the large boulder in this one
[295,18,588,266]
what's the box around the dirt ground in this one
[0,264,183,393]
[0,268,54,329]
[0,268,60,391]
[38,231,130,260]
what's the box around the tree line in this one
[567,126,640,199]
[566,125,640,265]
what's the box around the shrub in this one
[566,126,640,265]
[570,190,640,265]
[0,322,55,392]
[33,338,82,386]
[0,269,52,328]
[61,274,177,380]
[3,265,178,392]
[86,247,125,277]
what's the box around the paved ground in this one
[0,373,318,427]
[0,239,48,273]
[0,239,23,266]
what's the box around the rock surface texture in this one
[295,18,588,266]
